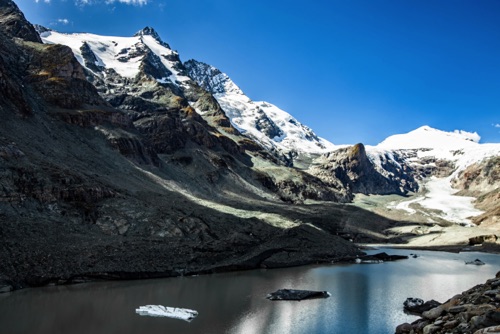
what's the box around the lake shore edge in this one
[395,271,500,334]
[3,241,499,295]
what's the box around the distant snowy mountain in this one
[377,125,480,150]
[367,125,500,178]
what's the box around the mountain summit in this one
[134,26,170,48]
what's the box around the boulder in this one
[469,235,498,245]
[422,324,440,334]
[266,289,330,301]
[422,305,444,320]
[474,325,500,333]
[404,298,442,314]
[395,322,412,333]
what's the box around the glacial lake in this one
[1,248,499,334]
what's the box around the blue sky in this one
[16,0,500,145]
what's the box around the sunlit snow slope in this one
[184,60,336,154]
[39,27,191,86]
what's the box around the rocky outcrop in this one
[309,144,418,195]
[452,157,500,227]
[452,157,499,196]
[0,0,41,43]
[396,272,500,334]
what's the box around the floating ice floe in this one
[135,305,198,322]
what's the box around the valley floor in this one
[352,176,500,252]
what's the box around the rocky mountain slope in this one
[3,0,406,293]
[36,24,353,203]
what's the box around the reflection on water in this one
[1,249,499,334]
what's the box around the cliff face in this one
[309,143,419,196]
[0,0,41,43]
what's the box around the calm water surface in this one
[1,248,499,334]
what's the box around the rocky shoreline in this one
[396,271,500,334]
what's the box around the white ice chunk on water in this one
[135,305,198,322]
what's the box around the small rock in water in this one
[266,289,330,301]
[465,259,485,265]
[404,298,424,310]
[403,298,441,314]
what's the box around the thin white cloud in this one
[494,123,500,128]
[57,18,70,25]
[105,0,149,5]
[75,0,93,6]
[35,0,51,3]
[76,0,148,5]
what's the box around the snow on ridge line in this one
[185,59,337,154]
[40,30,190,85]
[40,31,144,78]
[215,91,336,154]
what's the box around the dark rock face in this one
[309,144,418,195]
[452,157,500,227]
[80,42,105,74]
[254,108,283,139]
[266,289,330,301]
[24,42,108,109]
[0,0,41,43]
[396,272,500,333]
[184,59,229,94]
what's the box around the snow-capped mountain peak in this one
[377,125,480,150]
[366,125,499,182]
[134,26,171,49]
[39,26,191,86]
